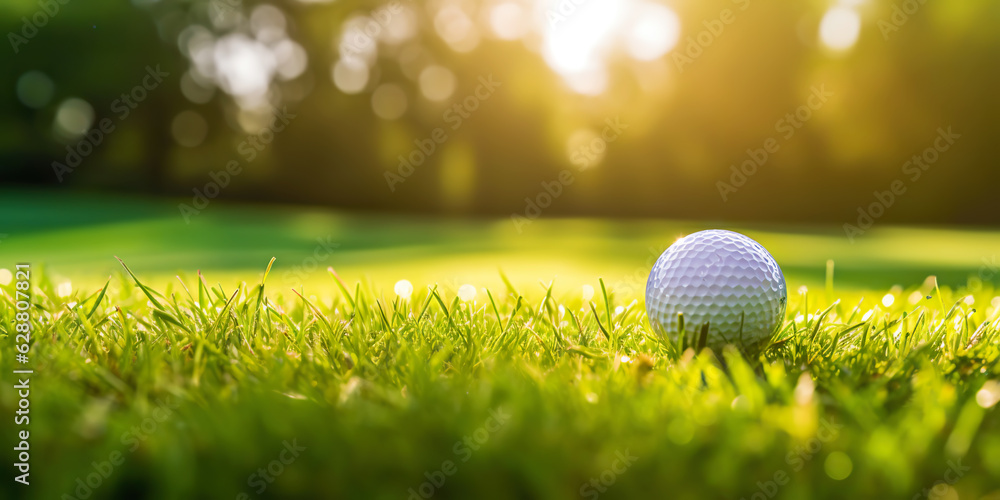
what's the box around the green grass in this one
[2,257,1000,499]
[4,188,1000,293]
[2,192,1000,499]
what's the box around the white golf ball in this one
[645,229,786,349]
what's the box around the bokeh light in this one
[458,284,477,301]
[419,65,457,101]
[180,70,216,104]
[249,4,287,44]
[435,3,481,53]
[394,279,414,299]
[624,3,681,61]
[274,40,308,80]
[881,293,895,307]
[819,7,861,52]
[16,71,55,109]
[371,84,408,120]
[332,58,370,94]
[539,0,681,94]
[213,34,277,101]
[488,2,528,40]
[171,110,209,147]
[53,98,95,140]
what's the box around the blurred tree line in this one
[2,0,999,224]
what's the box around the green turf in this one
[3,188,1000,293]
[2,192,1000,499]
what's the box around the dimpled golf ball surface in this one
[645,230,786,347]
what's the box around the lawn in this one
[2,191,1000,499]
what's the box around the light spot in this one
[585,392,599,403]
[582,284,595,302]
[337,16,380,62]
[794,372,814,405]
[964,295,975,306]
[977,381,1000,408]
[621,355,631,363]
[394,279,413,299]
[731,395,750,411]
[881,293,895,307]
[171,110,209,147]
[249,4,287,44]
[180,70,216,104]
[381,5,417,45]
[17,71,54,109]
[824,451,853,480]
[908,291,923,305]
[371,84,408,120]
[541,0,624,74]
[332,58,370,94]
[434,3,480,52]
[624,3,681,61]
[418,65,456,101]
[213,34,277,100]
[458,284,477,302]
[54,98,95,139]
[489,2,527,40]
[862,310,874,322]
[273,39,308,80]
[614,305,624,315]
[0,269,11,286]
[819,7,861,52]
[57,281,73,298]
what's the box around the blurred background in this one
[3,0,998,223]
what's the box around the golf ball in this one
[645,230,786,349]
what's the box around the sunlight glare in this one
[819,7,861,52]
[625,3,681,61]
[539,0,681,94]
